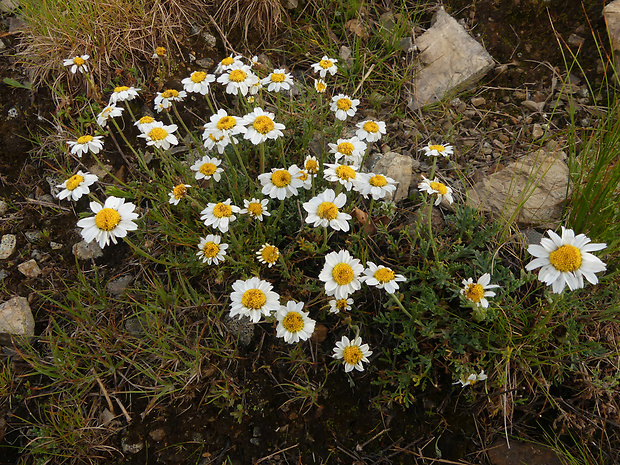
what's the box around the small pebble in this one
[18,259,41,278]
[0,234,16,260]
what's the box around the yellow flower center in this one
[363,121,380,133]
[465,284,484,303]
[315,81,327,92]
[271,170,291,188]
[336,299,349,310]
[65,174,84,191]
[229,69,247,82]
[336,98,352,111]
[332,263,354,285]
[139,116,154,124]
[369,175,387,187]
[298,171,308,182]
[429,144,445,152]
[317,202,339,220]
[161,89,179,99]
[337,142,355,155]
[200,162,217,176]
[212,203,233,218]
[260,245,279,264]
[343,346,363,366]
[282,312,304,333]
[114,86,129,93]
[172,184,187,199]
[191,71,207,83]
[155,47,166,57]
[247,202,263,216]
[335,165,356,181]
[549,244,582,272]
[374,268,395,283]
[73,57,85,66]
[253,115,275,134]
[216,116,236,130]
[305,159,319,174]
[241,289,267,310]
[208,133,224,142]
[94,208,121,231]
[319,59,333,69]
[270,73,285,83]
[430,181,448,195]
[76,135,93,145]
[202,242,220,258]
[221,56,234,66]
[148,127,168,141]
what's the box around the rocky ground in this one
[0,0,618,463]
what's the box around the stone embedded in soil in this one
[121,436,144,454]
[0,296,35,337]
[223,314,254,347]
[605,0,620,52]
[366,151,413,203]
[18,259,41,278]
[408,7,494,110]
[0,200,7,216]
[72,240,104,260]
[0,234,16,259]
[107,275,133,297]
[487,439,562,465]
[466,147,570,228]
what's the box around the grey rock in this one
[0,200,7,216]
[195,57,214,69]
[339,45,353,67]
[24,230,42,243]
[369,152,413,203]
[521,99,545,112]
[471,97,486,107]
[408,8,494,109]
[18,259,41,278]
[0,234,16,259]
[532,123,545,139]
[88,163,113,180]
[284,0,298,8]
[399,37,416,53]
[0,0,18,13]
[0,297,35,337]
[0,269,8,280]
[202,32,217,49]
[223,314,254,347]
[72,240,104,260]
[149,428,166,442]
[522,228,544,246]
[488,439,562,465]
[121,437,144,454]
[50,242,63,250]
[606,1,620,51]
[46,176,63,199]
[466,149,569,228]
[568,34,585,47]
[107,275,133,297]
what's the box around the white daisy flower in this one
[256,243,280,268]
[258,165,304,200]
[328,137,366,166]
[76,196,139,249]
[217,63,259,96]
[329,297,353,314]
[203,109,247,139]
[242,107,285,145]
[356,173,398,200]
[363,262,406,294]
[168,184,191,205]
[421,143,454,158]
[137,121,178,150]
[314,79,327,93]
[181,71,216,95]
[152,47,166,59]
[240,198,270,221]
[454,370,488,387]
[202,129,235,154]
[356,119,386,143]
[190,155,224,182]
[214,54,243,74]
[200,199,240,233]
[330,94,360,121]
[261,69,293,93]
[304,155,320,175]
[297,169,313,190]
[311,56,338,78]
[63,55,89,74]
[66,135,104,158]
[418,176,454,206]
[196,234,228,265]
[276,301,316,344]
[109,86,140,105]
[525,227,607,294]
[97,104,124,128]
[303,189,351,232]
[333,336,372,373]
[319,250,365,299]
[323,163,361,191]
[229,277,280,323]
[55,171,98,201]
[460,273,500,308]
[134,116,157,133]
[154,89,187,112]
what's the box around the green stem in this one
[390,293,414,320]
[125,237,182,267]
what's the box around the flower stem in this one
[390,293,414,320]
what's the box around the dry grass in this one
[211,0,287,44]
[16,0,213,98]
